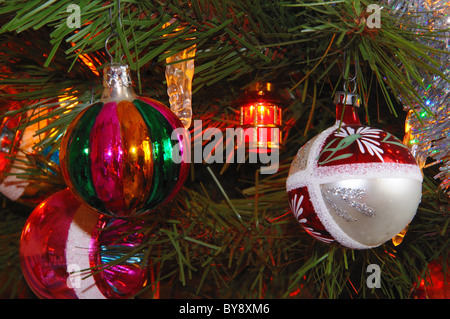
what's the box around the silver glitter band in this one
[324,187,376,222]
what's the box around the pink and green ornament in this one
[60,63,189,217]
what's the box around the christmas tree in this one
[0,0,448,300]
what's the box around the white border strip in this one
[65,206,106,299]
[287,162,423,192]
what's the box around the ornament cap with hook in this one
[342,50,358,94]
[104,1,126,65]
[335,50,360,108]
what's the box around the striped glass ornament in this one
[20,188,149,299]
[60,63,189,217]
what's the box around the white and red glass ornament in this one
[238,82,283,153]
[20,188,148,299]
[286,92,423,249]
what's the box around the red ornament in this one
[286,92,423,249]
[411,260,450,299]
[238,82,283,153]
[20,189,149,299]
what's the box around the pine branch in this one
[0,0,448,299]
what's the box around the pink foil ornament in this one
[20,188,148,299]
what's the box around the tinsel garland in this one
[385,0,450,194]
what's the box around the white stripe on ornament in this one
[65,206,106,299]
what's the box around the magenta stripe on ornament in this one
[89,101,126,214]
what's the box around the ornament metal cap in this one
[101,63,135,102]
[236,81,283,106]
[247,81,274,93]
[334,91,360,107]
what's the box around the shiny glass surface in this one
[60,97,189,217]
[90,218,148,298]
[20,189,94,299]
[60,102,106,213]
[20,189,149,299]
[116,100,154,211]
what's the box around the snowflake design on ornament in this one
[290,194,306,223]
[289,193,334,244]
[334,127,385,162]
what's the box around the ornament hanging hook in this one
[104,0,125,64]
[342,50,358,94]
[105,33,116,64]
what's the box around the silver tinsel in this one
[384,0,450,194]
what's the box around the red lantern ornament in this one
[238,82,283,153]
[286,92,423,249]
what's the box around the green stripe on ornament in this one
[66,102,106,213]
